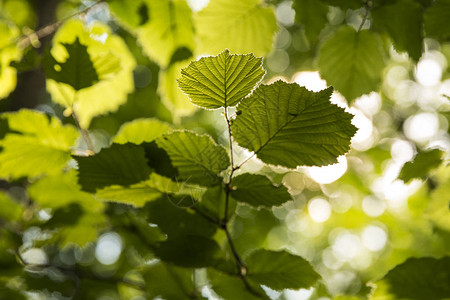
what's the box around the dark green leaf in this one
[319,0,362,9]
[424,0,450,42]
[293,0,329,44]
[318,26,387,102]
[155,131,230,186]
[178,49,265,109]
[44,37,99,90]
[75,143,152,193]
[199,185,236,220]
[245,249,321,291]
[372,0,423,61]
[399,148,445,183]
[231,173,292,208]
[231,81,357,168]
[371,257,450,300]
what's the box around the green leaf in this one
[319,0,362,9]
[95,173,204,207]
[245,249,320,291]
[371,0,423,61]
[318,26,387,102]
[424,0,450,42]
[231,81,357,168]
[195,0,277,56]
[0,193,23,222]
[293,0,329,44]
[75,143,152,193]
[155,131,230,186]
[178,49,265,109]
[154,235,223,268]
[136,0,195,67]
[371,257,450,300]
[44,37,99,90]
[112,118,172,144]
[199,185,236,220]
[427,166,450,232]
[0,21,22,99]
[0,109,78,179]
[208,269,270,300]
[231,173,292,208]
[143,262,198,300]
[108,0,149,29]
[46,19,136,128]
[398,148,445,183]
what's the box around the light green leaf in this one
[156,131,230,186]
[46,19,136,128]
[293,0,329,44]
[424,0,450,42]
[231,81,357,168]
[178,50,265,109]
[159,59,197,118]
[370,257,450,300]
[427,166,450,232]
[0,193,23,222]
[398,148,444,183]
[108,0,148,29]
[0,21,22,99]
[75,143,152,193]
[372,0,423,61]
[208,269,270,300]
[231,173,292,208]
[136,0,195,67]
[318,26,387,102]
[95,173,204,207]
[0,109,78,179]
[195,0,277,56]
[112,118,172,144]
[44,37,99,90]
[245,249,320,291]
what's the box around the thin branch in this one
[72,109,95,154]
[357,6,370,32]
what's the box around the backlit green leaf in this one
[44,37,99,90]
[178,50,265,109]
[0,21,22,99]
[372,0,423,61]
[75,143,151,193]
[293,0,329,44]
[231,81,357,168]
[155,131,230,186]
[424,0,450,42]
[370,257,450,300]
[0,193,23,222]
[112,118,172,144]
[246,249,320,291]
[195,0,277,56]
[318,26,387,102]
[231,173,292,208]
[398,148,444,183]
[0,109,78,179]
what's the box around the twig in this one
[72,109,95,154]
[357,6,370,32]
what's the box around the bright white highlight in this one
[361,225,388,252]
[293,71,327,92]
[332,231,362,261]
[308,198,332,223]
[307,156,347,184]
[276,2,296,26]
[404,112,439,143]
[187,0,209,12]
[362,195,386,217]
[21,248,48,265]
[416,58,442,86]
[95,232,123,265]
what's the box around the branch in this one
[358,3,371,32]
[71,105,95,154]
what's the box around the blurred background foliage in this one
[0,0,449,299]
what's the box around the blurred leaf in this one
[199,185,236,220]
[46,19,136,128]
[9,46,41,72]
[231,81,356,168]
[0,21,22,99]
[318,26,387,102]
[44,37,99,90]
[154,235,224,268]
[231,173,292,208]
[0,109,78,179]
[208,269,270,300]
[75,143,152,193]
[112,118,172,144]
[372,0,423,61]
[371,257,450,300]
[195,0,277,56]
[155,131,230,186]
[424,0,450,42]
[108,0,149,28]
[398,148,445,183]
[0,193,23,222]
[143,262,199,300]
[427,166,450,232]
[319,0,362,9]
[137,0,195,67]
[245,249,320,290]
[178,49,265,109]
[293,0,328,44]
